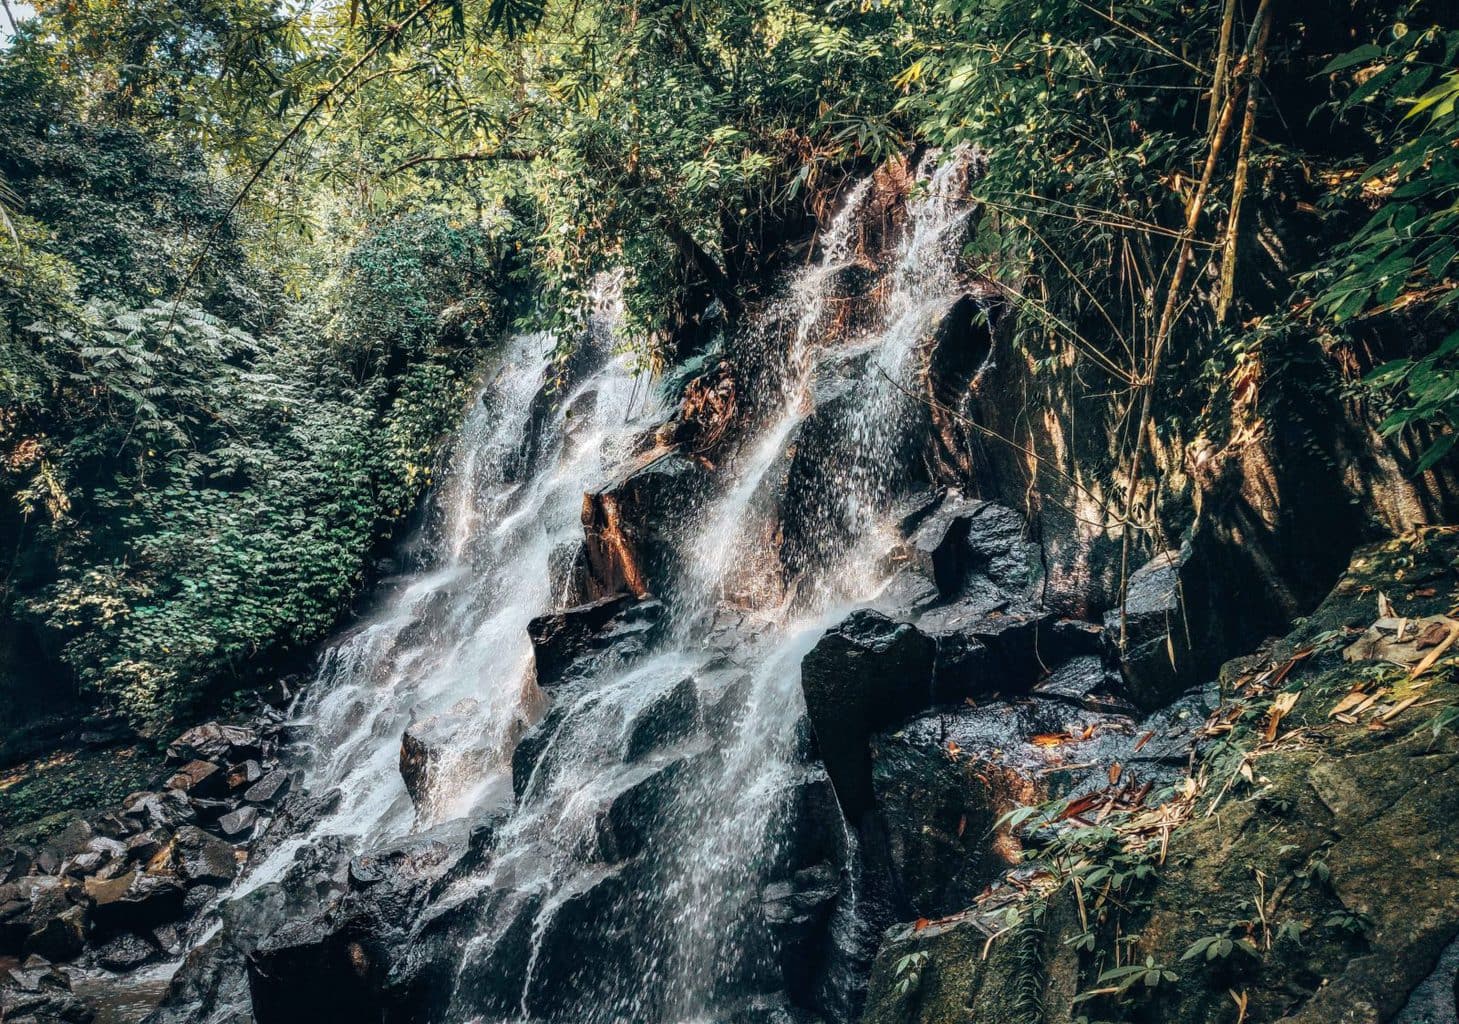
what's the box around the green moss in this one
[0,744,160,839]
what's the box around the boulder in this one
[166,759,225,797]
[761,862,842,1008]
[1104,546,1197,709]
[528,595,664,687]
[580,452,713,599]
[243,769,292,806]
[410,887,542,1020]
[623,675,700,761]
[520,866,641,1019]
[903,493,1035,599]
[400,698,484,810]
[124,829,169,865]
[96,931,161,972]
[85,871,187,935]
[167,722,264,766]
[920,605,1060,695]
[226,760,264,792]
[26,902,87,963]
[1031,654,1126,712]
[174,826,239,886]
[799,610,937,820]
[217,805,261,841]
[0,876,86,962]
[248,823,472,1024]
[595,742,711,863]
[869,699,1134,919]
[121,789,195,831]
[145,837,352,1024]
[511,703,569,801]
[0,957,95,1024]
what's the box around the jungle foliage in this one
[0,0,1455,732]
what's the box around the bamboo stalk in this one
[1207,0,1239,136]
[1216,3,1275,322]
[1117,0,1274,647]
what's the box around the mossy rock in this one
[859,530,1459,1024]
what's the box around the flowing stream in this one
[228,149,975,1024]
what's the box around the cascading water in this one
[242,282,656,889]
[200,148,977,1024]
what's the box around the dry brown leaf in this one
[1031,733,1070,748]
[1329,689,1368,717]
[1263,691,1301,742]
[1133,730,1155,752]
[1410,620,1459,679]
[1380,695,1420,722]
[1355,692,1385,716]
[1108,763,1122,785]
[1379,591,1396,618]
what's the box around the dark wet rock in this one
[903,493,1037,600]
[146,837,352,1024]
[85,871,186,936]
[800,610,938,820]
[623,675,700,761]
[166,758,225,797]
[61,836,127,881]
[248,917,387,1024]
[0,846,35,884]
[227,759,264,792]
[243,769,292,806]
[96,931,160,972]
[547,538,596,608]
[124,829,168,866]
[183,883,222,916]
[0,876,85,961]
[596,741,712,863]
[26,900,88,963]
[37,818,95,864]
[1123,684,1216,777]
[173,826,238,886]
[248,822,472,1024]
[1103,547,1191,709]
[166,722,263,766]
[928,629,991,704]
[580,452,713,599]
[511,701,570,801]
[400,698,484,810]
[947,606,1058,682]
[346,820,472,898]
[869,700,1134,918]
[762,862,842,1007]
[1104,541,1234,712]
[776,767,850,878]
[217,805,261,841]
[406,886,542,1020]
[697,661,754,732]
[528,594,664,686]
[1031,654,1124,712]
[120,788,194,831]
[0,957,95,1023]
[152,920,183,956]
[520,866,640,1019]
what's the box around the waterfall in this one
[221,149,977,1024]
